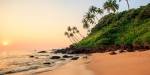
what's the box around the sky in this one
[0,0,150,52]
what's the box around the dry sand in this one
[37,59,94,75]
[38,50,150,75]
[88,50,150,75]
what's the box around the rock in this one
[50,56,61,59]
[109,51,117,55]
[38,51,47,53]
[119,50,125,53]
[43,62,51,65]
[29,55,34,58]
[0,73,4,75]
[71,57,79,60]
[63,55,73,58]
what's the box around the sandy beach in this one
[1,50,150,75]
[87,50,150,75]
[38,50,150,75]
[37,59,94,75]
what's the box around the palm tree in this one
[89,6,97,14]
[64,32,74,44]
[119,0,130,9]
[82,18,90,29]
[69,33,78,43]
[95,8,104,21]
[72,26,80,40]
[72,26,84,38]
[103,0,119,13]
[67,26,72,32]
[83,6,102,35]
[67,26,79,42]
[89,6,104,21]
[96,8,104,16]
[85,12,96,24]
[76,30,85,38]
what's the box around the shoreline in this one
[37,59,94,75]
[0,51,82,75]
[0,50,150,75]
[37,50,150,75]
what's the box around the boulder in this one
[29,55,34,58]
[50,56,61,59]
[43,62,51,65]
[71,57,79,60]
[38,51,47,53]
[63,55,73,58]
[109,51,117,55]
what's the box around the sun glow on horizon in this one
[2,41,10,46]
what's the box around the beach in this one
[38,50,150,75]
[0,50,150,75]
[37,59,94,75]
[87,50,150,75]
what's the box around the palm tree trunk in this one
[95,16,99,21]
[126,0,130,9]
[78,33,84,38]
[74,33,80,41]
[71,37,78,43]
[68,37,74,44]
[73,36,79,42]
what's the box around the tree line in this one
[64,0,130,44]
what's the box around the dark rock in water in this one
[5,70,14,74]
[71,57,79,60]
[63,55,73,58]
[38,51,47,53]
[43,62,51,65]
[50,56,61,59]
[29,55,34,58]
[0,73,4,75]
[109,51,117,55]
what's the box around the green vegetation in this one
[77,3,150,50]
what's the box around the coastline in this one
[36,50,150,75]
[0,51,82,75]
[1,50,150,75]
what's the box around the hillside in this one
[76,3,150,51]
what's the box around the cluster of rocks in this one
[29,51,80,65]
[50,55,79,60]
[0,50,81,75]
[52,44,150,55]
[53,47,93,54]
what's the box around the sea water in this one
[0,50,78,75]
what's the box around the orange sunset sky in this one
[0,0,149,52]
